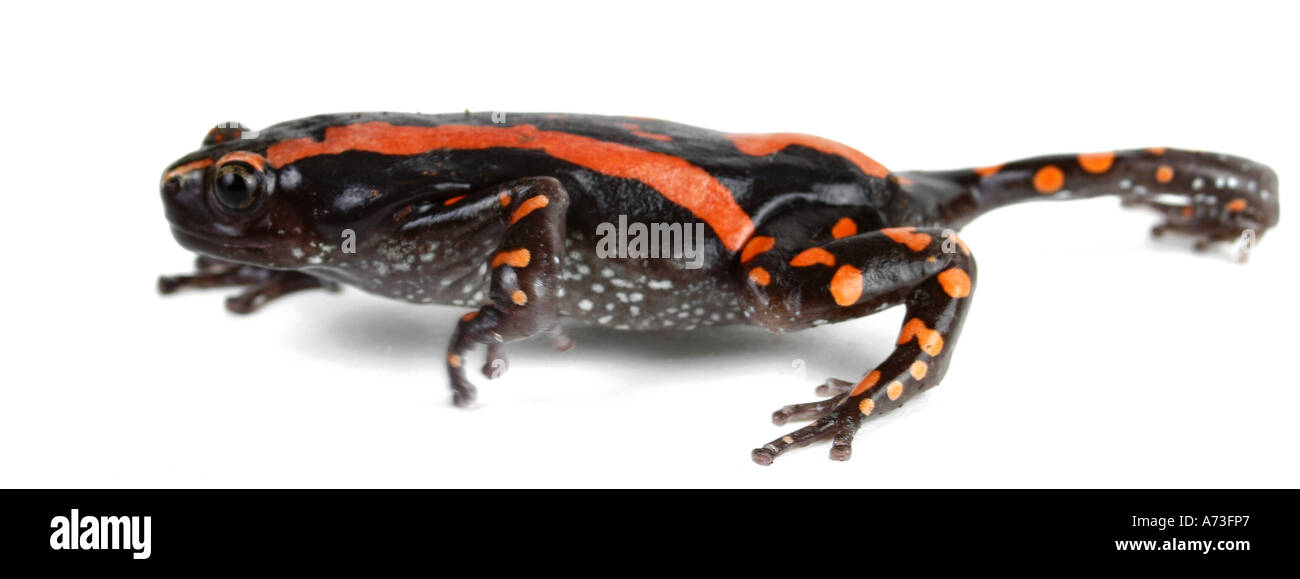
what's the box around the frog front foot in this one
[158,255,339,314]
[1119,158,1277,263]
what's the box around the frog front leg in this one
[444,177,570,407]
[737,221,976,464]
[158,255,339,314]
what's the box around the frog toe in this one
[814,377,855,397]
[481,343,508,380]
[752,406,860,465]
[771,392,846,426]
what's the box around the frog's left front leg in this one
[445,177,570,407]
[158,255,339,314]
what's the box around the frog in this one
[158,112,1279,464]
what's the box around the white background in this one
[1,1,1296,488]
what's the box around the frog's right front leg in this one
[443,177,571,407]
[158,255,339,314]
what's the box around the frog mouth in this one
[170,227,274,255]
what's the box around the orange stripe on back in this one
[725,133,890,179]
[266,122,756,251]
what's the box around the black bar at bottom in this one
[1,489,1291,567]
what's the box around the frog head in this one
[160,122,322,269]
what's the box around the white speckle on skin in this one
[291,248,305,258]
[629,292,643,302]
[578,299,593,311]
[598,315,613,325]
[601,268,615,278]
[1192,177,1204,190]
[591,284,605,293]
[307,256,323,265]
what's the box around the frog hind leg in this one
[158,255,340,314]
[444,177,571,407]
[905,148,1278,260]
[736,219,976,464]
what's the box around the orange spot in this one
[880,227,932,251]
[830,265,863,307]
[499,193,512,206]
[1181,206,1194,218]
[1155,165,1174,184]
[510,290,528,305]
[974,164,1003,178]
[461,311,479,322]
[1147,147,1167,156]
[937,268,971,298]
[789,247,836,267]
[726,133,890,179]
[748,267,771,286]
[510,195,550,224]
[447,354,462,368]
[886,381,904,401]
[1033,165,1065,194]
[216,151,267,172]
[444,194,467,206]
[266,122,755,251]
[393,205,414,222]
[1225,198,1248,213]
[163,158,215,181]
[740,236,775,263]
[858,398,876,415]
[491,248,531,268]
[850,370,881,396]
[897,318,945,357]
[909,361,928,380]
[1077,151,1115,174]
[831,217,858,239]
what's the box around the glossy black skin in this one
[159,112,1279,464]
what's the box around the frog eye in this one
[212,162,262,211]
